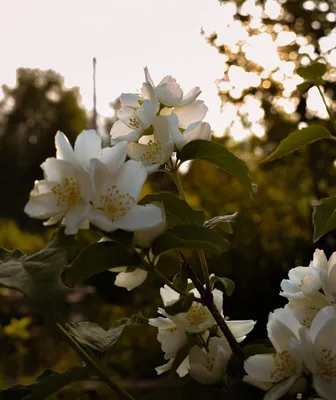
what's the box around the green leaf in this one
[204,212,238,235]
[263,125,332,163]
[62,241,140,287]
[210,276,235,296]
[312,197,336,242]
[66,313,146,353]
[152,225,229,256]
[297,81,314,94]
[22,367,90,400]
[0,248,25,263]
[140,192,205,228]
[0,248,66,320]
[179,140,255,197]
[164,295,194,316]
[297,62,327,81]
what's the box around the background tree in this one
[0,68,88,229]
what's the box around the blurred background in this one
[0,0,335,398]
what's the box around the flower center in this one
[51,176,81,208]
[318,348,336,379]
[100,185,136,221]
[139,140,162,164]
[185,303,211,327]
[270,351,296,382]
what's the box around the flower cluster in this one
[150,283,256,384]
[24,68,211,235]
[244,249,336,400]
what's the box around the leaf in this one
[312,197,336,242]
[66,313,146,353]
[204,212,238,235]
[210,276,235,296]
[62,241,140,287]
[263,125,332,163]
[297,81,314,94]
[0,248,25,263]
[0,248,66,320]
[164,295,194,316]
[296,62,327,81]
[140,192,205,228]
[152,225,229,256]
[172,263,189,292]
[179,140,255,197]
[22,367,90,400]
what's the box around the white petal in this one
[227,320,256,342]
[155,359,174,375]
[245,353,290,383]
[148,317,175,329]
[90,158,110,205]
[173,100,208,129]
[116,204,164,231]
[264,376,298,400]
[136,100,156,129]
[133,204,166,248]
[167,113,185,149]
[113,160,147,201]
[160,285,179,306]
[63,201,90,235]
[243,375,273,391]
[109,267,127,273]
[42,158,76,182]
[144,66,155,87]
[298,326,318,373]
[114,268,148,291]
[313,248,328,270]
[182,122,211,150]
[120,93,141,108]
[74,130,102,171]
[178,86,202,107]
[158,326,187,359]
[100,142,127,174]
[43,213,64,226]
[24,192,61,219]
[176,356,189,377]
[313,375,336,400]
[156,76,183,107]
[110,120,141,143]
[55,131,76,163]
[310,306,335,344]
[88,209,118,232]
[141,82,159,112]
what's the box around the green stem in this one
[198,249,212,295]
[55,323,135,400]
[317,85,336,134]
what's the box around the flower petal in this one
[136,100,156,129]
[63,201,90,235]
[120,93,141,108]
[158,326,187,359]
[182,122,211,149]
[24,192,61,219]
[245,354,285,383]
[156,76,183,107]
[88,209,118,232]
[227,320,256,343]
[116,204,164,231]
[173,100,208,129]
[114,268,148,291]
[178,87,202,107]
[74,130,102,171]
[313,375,336,400]
[264,376,298,400]
[113,160,147,200]
[55,131,76,164]
[155,359,173,375]
[133,204,166,248]
[110,120,141,143]
[100,142,127,174]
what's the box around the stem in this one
[172,169,186,201]
[198,249,212,295]
[317,85,336,133]
[55,323,135,400]
[153,267,203,304]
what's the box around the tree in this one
[0,68,88,228]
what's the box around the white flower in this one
[127,115,174,173]
[110,93,157,143]
[168,113,212,151]
[299,306,336,400]
[55,129,122,171]
[89,158,163,232]
[244,308,303,400]
[189,336,231,384]
[318,251,336,304]
[24,158,91,234]
[280,249,326,299]
[143,67,208,129]
[285,292,330,328]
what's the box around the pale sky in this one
[1,0,230,134]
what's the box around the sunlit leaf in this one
[204,212,238,235]
[179,140,255,197]
[313,197,336,242]
[263,125,332,162]
[210,276,235,296]
[296,62,327,81]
